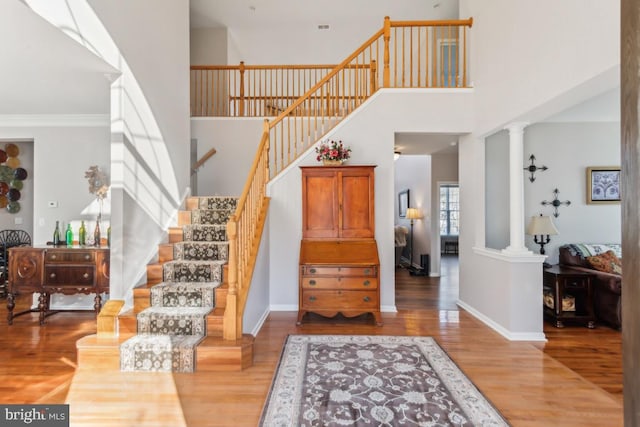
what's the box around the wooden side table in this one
[543,265,596,329]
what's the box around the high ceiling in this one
[190,0,458,29]
[1,0,618,157]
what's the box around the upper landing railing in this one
[191,17,473,119]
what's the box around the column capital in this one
[504,121,530,133]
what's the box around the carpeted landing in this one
[120,196,237,373]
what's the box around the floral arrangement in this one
[85,165,109,219]
[315,139,352,162]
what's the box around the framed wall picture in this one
[587,166,621,204]
[398,189,410,217]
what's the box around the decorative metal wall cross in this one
[524,154,548,182]
[541,188,571,217]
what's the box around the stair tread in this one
[122,195,242,372]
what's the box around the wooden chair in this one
[0,230,31,298]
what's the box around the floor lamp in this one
[405,208,423,272]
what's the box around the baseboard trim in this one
[457,300,547,342]
[249,307,271,337]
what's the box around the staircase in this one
[118,196,253,372]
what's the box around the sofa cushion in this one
[586,250,622,275]
[560,243,622,268]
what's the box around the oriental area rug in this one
[259,335,510,427]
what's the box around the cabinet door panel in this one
[302,173,339,238]
[340,174,374,238]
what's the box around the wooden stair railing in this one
[220,17,473,341]
[191,147,216,175]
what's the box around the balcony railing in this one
[191,17,472,119]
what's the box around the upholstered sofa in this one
[558,243,622,329]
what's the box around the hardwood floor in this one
[1,256,623,426]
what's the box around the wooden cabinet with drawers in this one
[7,246,110,325]
[297,229,382,325]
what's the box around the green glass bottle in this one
[52,221,60,245]
[78,220,86,246]
[94,221,101,247]
[65,223,74,247]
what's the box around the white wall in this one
[461,0,620,136]
[88,0,191,302]
[523,122,621,264]
[431,152,459,275]
[455,0,619,339]
[0,126,110,244]
[191,118,264,196]
[267,89,474,313]
[191,28,227,65]
[394,155,430,269]
[222,4,456,65]
[484,130,509,250]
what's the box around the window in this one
[440,185,459,235]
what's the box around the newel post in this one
[224,217,238,340]
[239,61,246,117]
[370,60,377,94]
[383,16,391,88]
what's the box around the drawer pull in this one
[309,296,316,301]
[309,280,316,286]
[364,268,371,274]
[310,268,316,274]
[49,273,56,279]
[363,296,371,302]
[83,273,90,279]
[363,280,370,286]
[84,254,91,260]
[51,255,57,260]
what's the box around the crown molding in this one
[0,114,110,127]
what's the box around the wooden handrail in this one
[220,17,473,342]
[191,147,216,174]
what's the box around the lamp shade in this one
[405,208,422,220]
[526,215,559,236]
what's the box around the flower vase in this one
[322,159,344,166]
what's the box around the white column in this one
[503,122,532,255]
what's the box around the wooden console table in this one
[7,246,110,325]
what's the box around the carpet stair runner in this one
[120,196,237,373]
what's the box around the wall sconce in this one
[526,214,559,256]
[524,154,548,182]
[394,151,401,161]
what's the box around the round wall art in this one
[0,143,26,215]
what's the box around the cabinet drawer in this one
[302,266,377,276]
[44,266,95,286]
[564,278,587,289]
[302,277,377,289]
[45,251,94,263]
[300,290,378,310]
